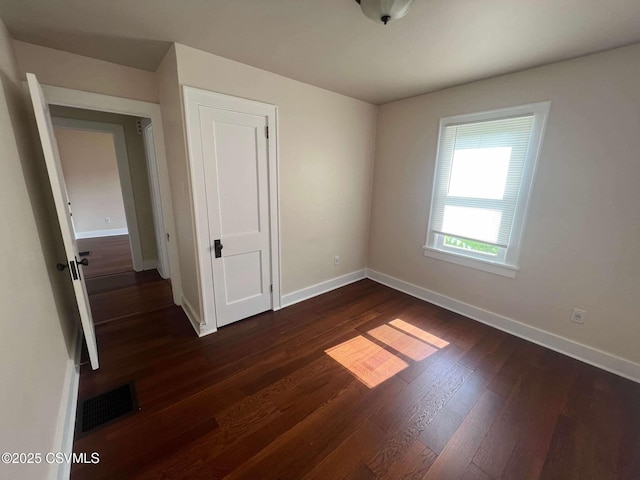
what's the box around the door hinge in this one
[166,233,170,242]
[265,126,269,139]
[270,284,273,293]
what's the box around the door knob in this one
[77,257,89,266]
[56,263,68,271]
[214,239,223,258]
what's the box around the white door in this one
[27,73,99,369]
[185,88,278,329]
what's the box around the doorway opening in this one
[28,75,183,371]
[51,105,173,325]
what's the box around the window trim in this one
[424,101,551,277]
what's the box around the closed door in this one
[198,105,272,327]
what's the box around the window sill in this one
[422,246,519,278]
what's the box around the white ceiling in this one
[1,0,640,104]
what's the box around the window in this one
[424,102,550,277]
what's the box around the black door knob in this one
[77,257,89,266]
[56,263,68,271]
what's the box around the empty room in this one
[0,1,638,479]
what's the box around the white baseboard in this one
[49,327,82,480]
[199,322,218,337]
[181,295,217,337]
[281,269,367,308]
[75,228,128,239]
[366,268,640,384]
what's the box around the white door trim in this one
[51,116,144,272]
[37,84,182,305]
[183,86,281,332]
[141,119,171,279]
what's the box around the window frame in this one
[423,101,551,278]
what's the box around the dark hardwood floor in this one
[72,278,640,479]
[77,234,133,278]
[78,233,173,325]
[85,270,174,325]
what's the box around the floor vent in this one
[76,383,138,436]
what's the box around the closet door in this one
[185,87,278,330]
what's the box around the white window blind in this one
[425,102,550,276]
[430,115,534,247]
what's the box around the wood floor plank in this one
[369,344,466,434]
[545,366,626,480]
[422,389,504,480]
[617,379,640,480]
[538,414,583,480]
[302,419,386,480]
[461,463,494,480]
[223,376,407,480]
[133,359,356,480]
[367,361,473,478]
[378,439,437,480]
[472,366,546,478]
[500,357,574,479]
[77,234,133,278]
[419,334,518,454]
[89,279,174,324]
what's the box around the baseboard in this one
[366,268,640,384]
[49,327,82,480]
[198,322,218,337]
[181,295,216,337]
[281,269,367,308]
[75,228,128,239]
[142,259,158,271]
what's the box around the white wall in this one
[55,127,128,235]
[0,19,78,480]
[13,40,158,102]
[155,43,378,321]
[369,43,640,365]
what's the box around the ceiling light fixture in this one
[355,0,415,25]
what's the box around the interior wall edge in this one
[181,294,208,337]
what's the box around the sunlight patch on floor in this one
[325,319,449,389]
[325,336,408,388]
[389,318,450,349]
[367,324,437,361]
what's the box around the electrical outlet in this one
[104,217,111,224]
[570,308,586,324]
[334,255,340,266]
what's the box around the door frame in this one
[51,116,145,271]
[183,86,281,333]
[38,84,182,305]
[141,118,171,279]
